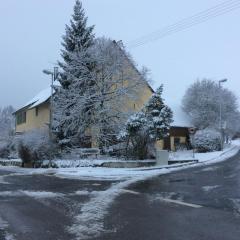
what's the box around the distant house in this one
[155,104,192,151]
[14,88,52,134]
[163,126,190,151]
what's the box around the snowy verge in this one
[0,159,22,167]
[41,159,155,168]
[1,140,239,181]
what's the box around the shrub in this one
[193,129,221,152]
[18,129,59,166]
[18,143,33,164]
[0,142,10,158]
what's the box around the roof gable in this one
[15,87,52,113]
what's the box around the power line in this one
[127,0,240,49]
[127,0,240,48]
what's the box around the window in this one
[35,107,39,116]
[16,111,26,125]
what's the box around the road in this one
[0,151,240,240]
[0,169,113,240]
[98,151,240,240]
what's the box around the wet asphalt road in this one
[0,151,240,240]
[0,170,113,240]
[97,152,240,240]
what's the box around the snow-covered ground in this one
[170,141,240,163]
[1,140,240,239]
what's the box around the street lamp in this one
[43,67,59,138]
[218,78,227,150]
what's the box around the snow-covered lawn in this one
[170,141,240,163]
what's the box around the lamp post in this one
[43,67,59,138]
[218,78,227,150]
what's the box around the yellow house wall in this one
[116,64,153,115]
[16,102,50,133]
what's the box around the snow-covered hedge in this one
[193,129,221,152]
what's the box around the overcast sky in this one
[0,0,239,122]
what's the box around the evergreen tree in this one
[124,85,173,159]
[59,0,95,88]
[145,85,173,140]
[53,0,95,146]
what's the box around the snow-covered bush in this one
[18,129,59,166]
[0,138,18,159]
[0,142,10,158]
[193,129,221,152]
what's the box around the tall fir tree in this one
[53,0,95,146]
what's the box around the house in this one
[14,41,191,151]
[163,104,192,151]
[14,88,52,134]
[163,126,190,151]
[14,41,154,140]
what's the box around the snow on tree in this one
[58,0,95,89]
[0,105,15,141]
[193,128,221,152]
[182,79,239,135]
[0,106,15,158]
[53,0,96,146]
[140,66,154,86]
[124,85,173,159]
[18,129,58,165]
[145,85,173,140]
[53,1,156,149]
[88,38,146,149]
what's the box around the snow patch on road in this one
[4,233,16,240]
[149,192,183,203]
[0,176,9,184]
[0,217,16,240]
[74,190,90,196]
[22,191,64,199]
[0,173,26,185]
[230,198,240,216]
[0,190,64,199]
[201,166,219,172]
[202,185,220,192]
[0,217,8,230]
[68,169,170,239]
[0,191,23,197]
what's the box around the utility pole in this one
[218,79,227,151]
[43,67,59,139]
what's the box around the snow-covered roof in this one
[15,87,52,113]
[15,81,61,113]
[27,87,52,109]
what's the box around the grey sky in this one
[0,0,239,119]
